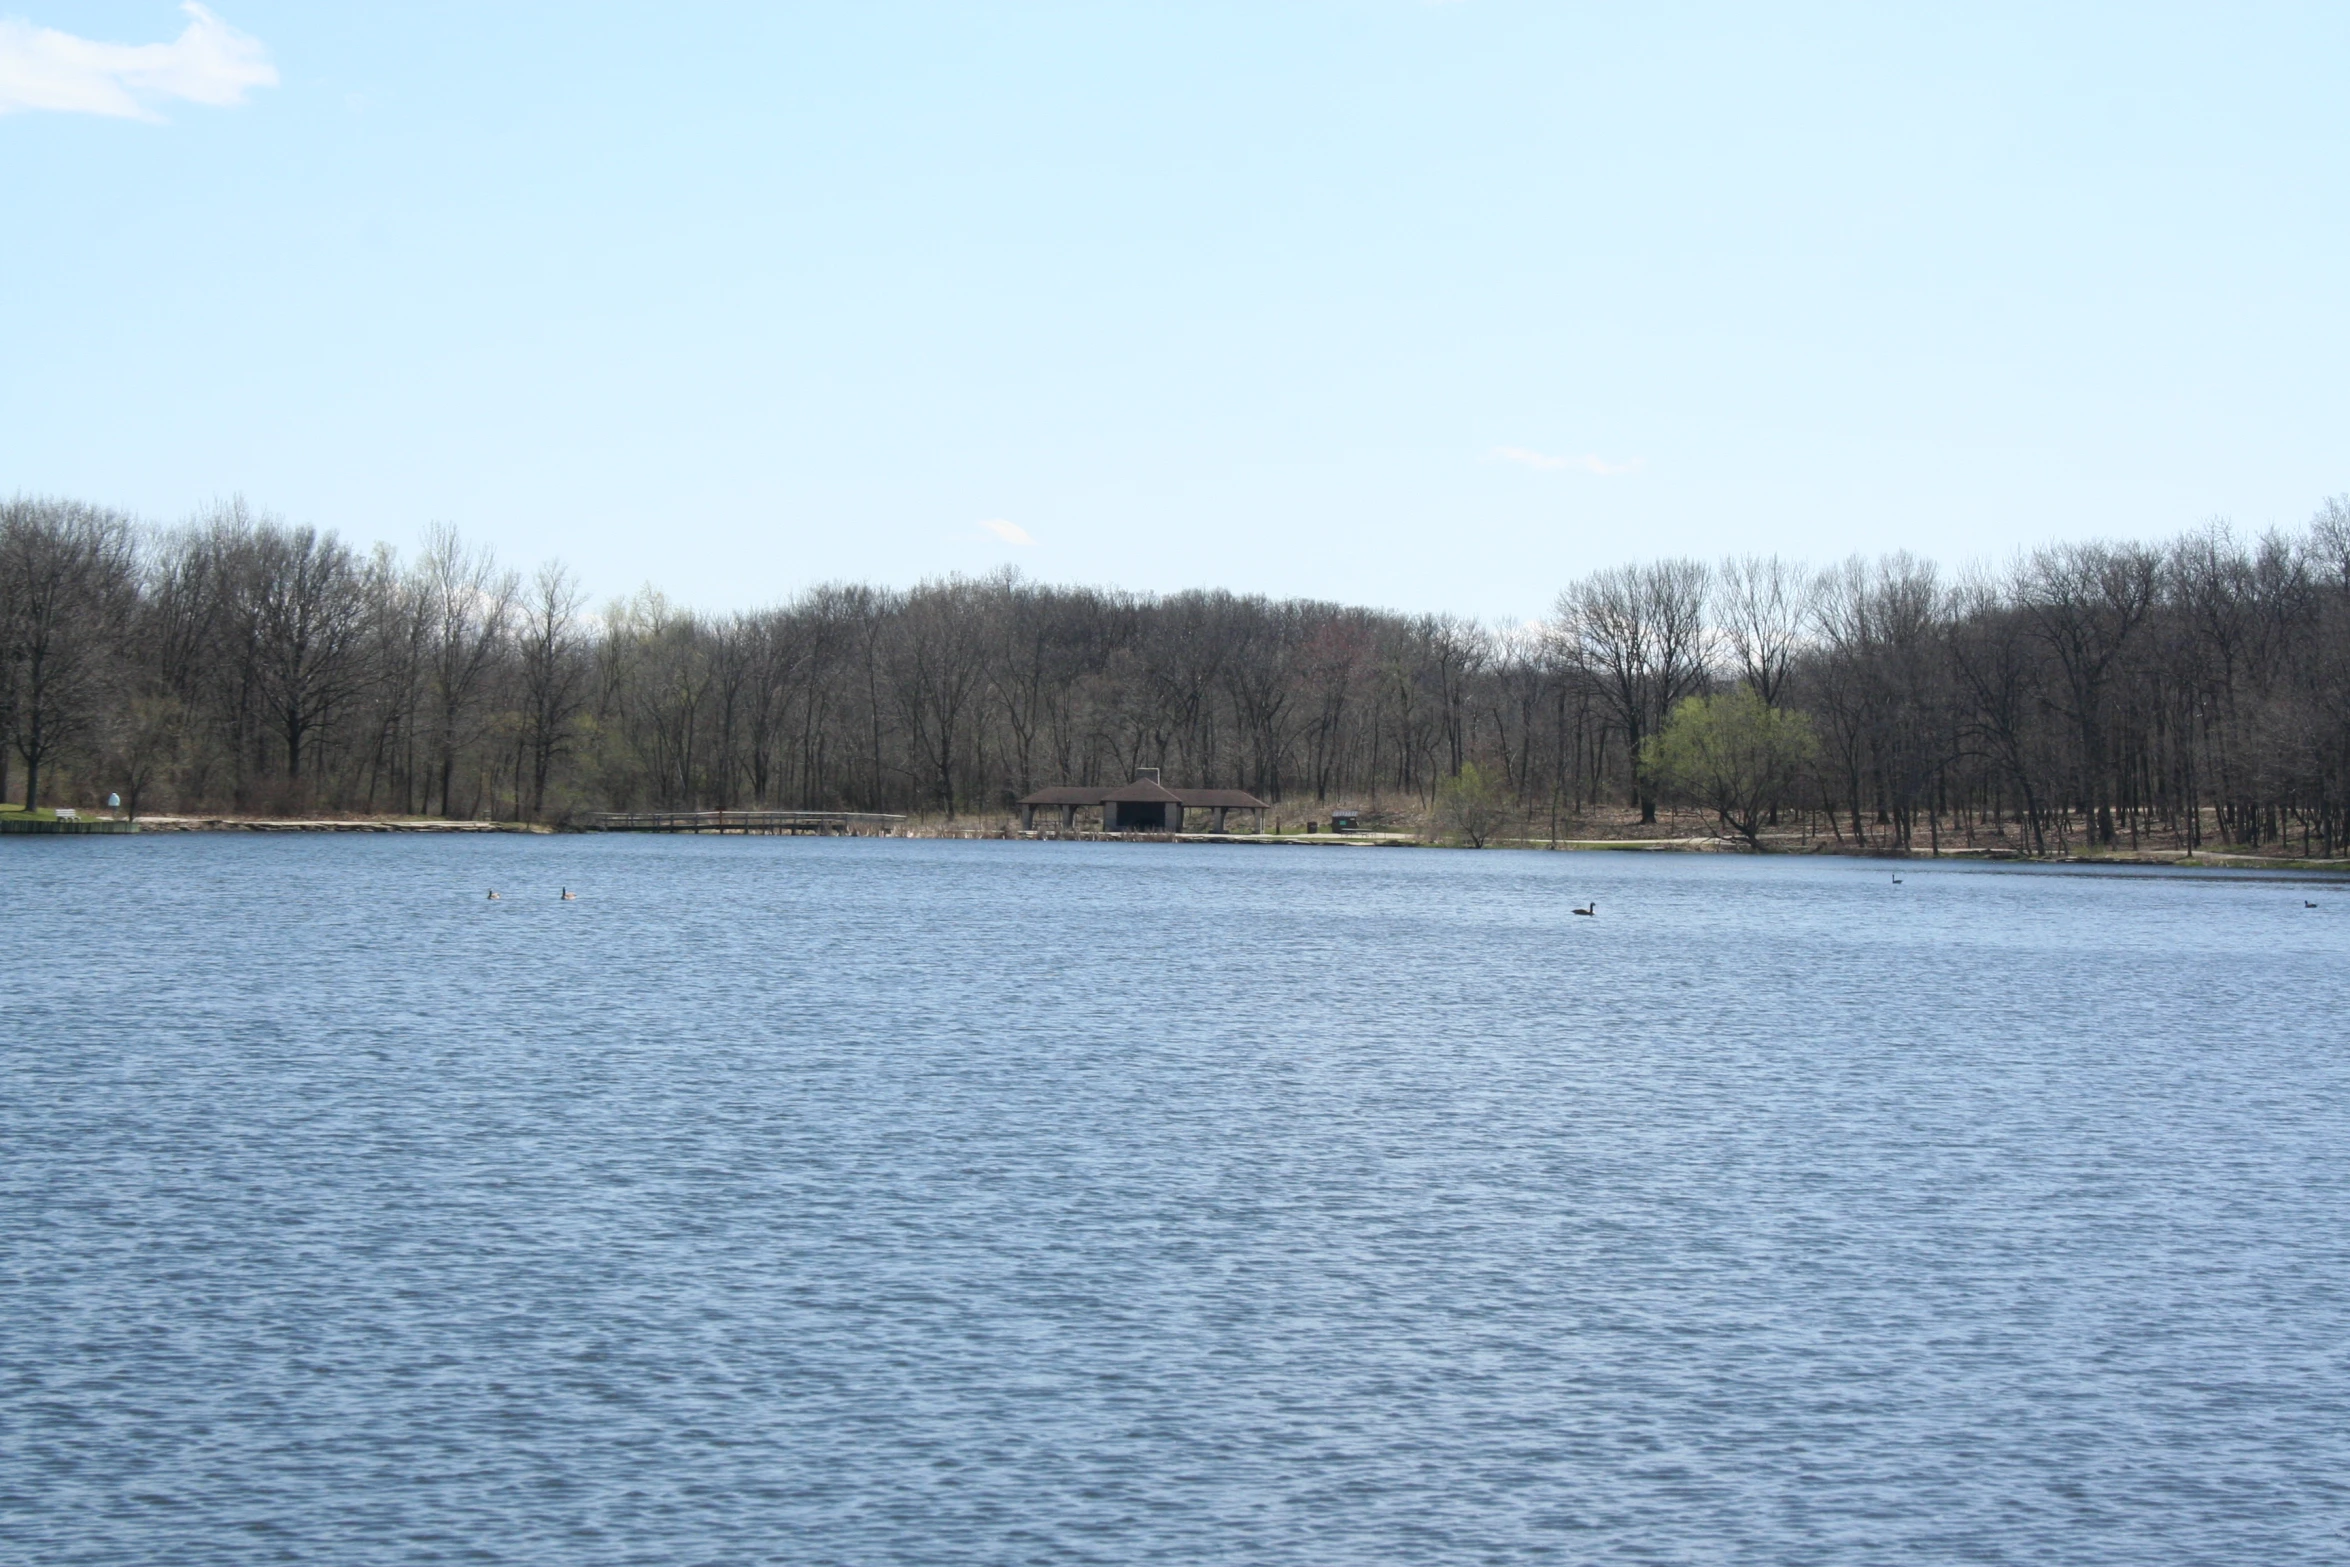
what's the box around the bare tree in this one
[517,560,589,819]
[2307,496,2350,594]
[253,522,370,789]
[890,579,988,815]
[1716,555,1810,706]
[1222,597,1312,799]
[1947,575,2053,854]
[1,499,135,808]
[418,525,518,817]
[2019,542,2158,846]
[1556,559,1710,822]
[354,544,431,813]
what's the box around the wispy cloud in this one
[1491,446,1643,477]
[978,518,1036,546]
[0,4,276,120]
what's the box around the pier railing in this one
[589,810,906,835]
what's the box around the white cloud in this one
[0,4,276,120]
[1492,446,1643,477]
[978,518,1036,546]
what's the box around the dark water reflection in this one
[5,836,2347,1564]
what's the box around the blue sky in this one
[4,3,2346,619]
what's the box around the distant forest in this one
[5,494,2349,856]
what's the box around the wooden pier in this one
[588,810,905,836]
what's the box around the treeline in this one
[5,493,2349,855]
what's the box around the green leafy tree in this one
[1436,760,1509,847]
[1644,687,1818,849]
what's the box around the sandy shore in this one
[53,814,2346,869]
[128,816,554,834]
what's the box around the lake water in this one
[5,835,2347,1565]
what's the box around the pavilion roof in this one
[1017,785,1110,806]
[1100,779,1185,804]
[1015,782,1270,809]
[1169,788,1270,809]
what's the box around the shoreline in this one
[24,812,2341,871]
[119,816,553,834]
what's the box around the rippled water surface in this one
[6,834,2348,1564]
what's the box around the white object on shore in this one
[54,807,77,819]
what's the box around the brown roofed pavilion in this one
[1017,768,1268,833]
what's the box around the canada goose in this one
[1572,902,1596,916]
[560,888,576,901]
[1892,873,1904,884]
[487,890,500,900]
